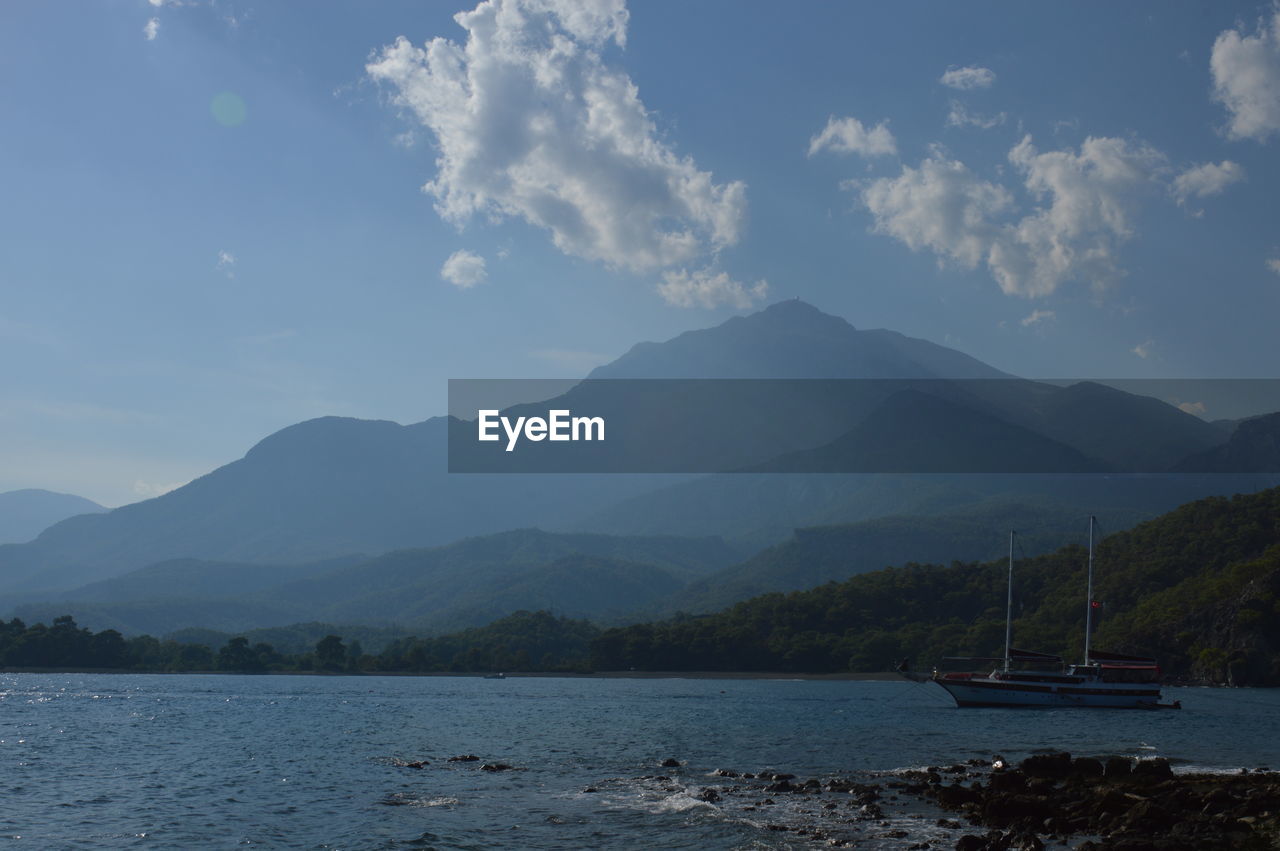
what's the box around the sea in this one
[3,673,1278,849]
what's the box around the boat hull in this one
[935,676,1161,709]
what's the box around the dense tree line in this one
[0,610,597,675]
[590,488,1280,684]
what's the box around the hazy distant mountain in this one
[0,300,1024,595]
[0,417,668,595]
[1175,412,1280,473]
[0,489,104,544]
[14,528,738,636]
[0,299,1269,603]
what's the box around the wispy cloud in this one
[143,17,160,40]
[946,100,1006,130]
[808,115,897,158]
[940,65,996,90]
[1020,308,1055,327]
[1211,7,1280,141]
[529,348,609,371]
[1172,160,1244,207]
[216,249,236,278]
[1268,257,1280,276]
[1176,400,1208,416]
[1131,339,1154,360]
[132,479,188,499]
[440,249,487,288]
[657,268,768,309]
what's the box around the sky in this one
[2,0,1279,506]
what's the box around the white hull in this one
[935,675,1162,709]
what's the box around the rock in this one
[712,768,738,777]
[582,787,597,793]
[1019,753,1072,778]
[660,758,681,768]
[1072,757,1104,777]
[448,754,480,762]
[765,780,796,793]
[1131,758,1174,782]
[856,802,883,820]
[481,763,514,772]
[936,783,982,807]
[983,793,1052,825]
[989,770,1028,792]
[695,787,721,803]
[1105,756,1133,779]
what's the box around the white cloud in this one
[1020,309,1055,327]
[657,267,768,309]
[133,479,188,499]
[1177,400,1208,416]
[808,115,897,158]
[143,17,160,40]
[441,249,488,288]
[216,249,236,278]
[1268,257,1280,275]
[1131,339,1154,359]
[858,135,1168,297]
[998,135,1167,296]
[940,65,996,90]
[366,0,746,276]
[860,152,1014,271]
[1172,160,1245,205]
[1211,7,1280,141]
[946,100,1006,130]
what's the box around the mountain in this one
[0,417,663,595]
[1175,412,1280,473]
[0,300,1026,595]
[1,299,1270,600]
[0,490,104,545]
[589,299,1009,379]
[12,528,739,636]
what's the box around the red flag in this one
[1090,600,1103,609]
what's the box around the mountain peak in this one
[755,298,854,329]
[588,299,1004,379]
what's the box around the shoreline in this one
[0,667,907,680]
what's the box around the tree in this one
[218,637,263,672]
[315,635,346,671]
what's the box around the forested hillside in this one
[590,488,1280,684]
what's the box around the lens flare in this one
[210,92,247,127]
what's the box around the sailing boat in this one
[929,518,1179,709]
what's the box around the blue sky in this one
[2,0,1279,506]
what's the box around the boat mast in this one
[1083,515,1095,665]
[1003,530,1014,672]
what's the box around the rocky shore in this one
[656,752,1280,849]
[904,752,1280,850]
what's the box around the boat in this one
[483,672,506,679]
[926,519,1179,709]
